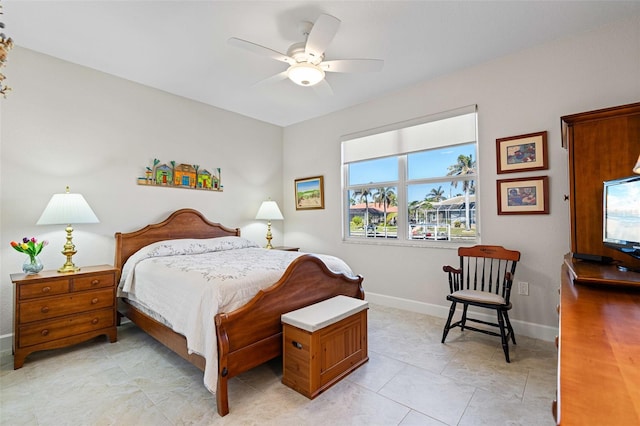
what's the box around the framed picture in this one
[497,176,549,215]
[496,131,548,174]
[295,176,324,210]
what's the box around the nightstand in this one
[11,264,118,369]
[272,246,300,252]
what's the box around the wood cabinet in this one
[561,102,640,270]
[11,265,118,369]
[555,255,640,425]
[282,296,368,399]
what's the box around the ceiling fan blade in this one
[253,71,289,87]
[321,59,384,73]
[305,14,341,61]
[228,37,294,64]
[312,79,334,97]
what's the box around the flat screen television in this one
[603,175,640,269]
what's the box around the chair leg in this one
[441,301,457,343]
[460,304,469,331]
[497,310,510,362]
[503,310,516,344]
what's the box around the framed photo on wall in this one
[295,176,325,210]
[497,176,549,215]
[496,131,548,174]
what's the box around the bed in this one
[114,208,364,416]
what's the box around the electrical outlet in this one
[518,281,529,296]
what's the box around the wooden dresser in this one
[556,255,640,425]
[11,265,118,369]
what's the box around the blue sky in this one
[349,143,475,203]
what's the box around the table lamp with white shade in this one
[255,199,283,249]
[37,186,99,273]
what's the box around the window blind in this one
[342,105,477,164]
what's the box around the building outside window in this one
[342,106,478,244]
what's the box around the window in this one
[342,106,478,244]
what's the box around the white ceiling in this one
[4,1,640,127]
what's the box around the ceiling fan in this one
[228,13,383,94]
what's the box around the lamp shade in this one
[37,188,99,225]
[255,200,283,221]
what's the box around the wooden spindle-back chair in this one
[441,245,521,362]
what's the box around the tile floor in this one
[0,304,557,425]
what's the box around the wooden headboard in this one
[114,209,240,275]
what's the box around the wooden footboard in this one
[214,254,364,416]
[114,209,364,417]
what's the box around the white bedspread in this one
[117,237,355,394]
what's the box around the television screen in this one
[603,175,640,259]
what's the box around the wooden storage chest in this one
[281,295,368,399]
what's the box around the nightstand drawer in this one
[19,288,115,323]
[18,279,70,300]
[73,273,115,291]
[19,308,115,347]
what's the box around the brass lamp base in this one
[265,220,274,249]
[58,225,81,273]
[58,259,80,273]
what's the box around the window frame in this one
[341,106,479,247]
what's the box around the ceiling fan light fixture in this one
[287,62,325,87]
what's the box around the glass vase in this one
[23,255,43,275]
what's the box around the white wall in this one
[0,48,283,346]
[282,16,640,340]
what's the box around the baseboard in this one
[365,292,558,342]
[0,333,12,356]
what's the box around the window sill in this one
[342,238,474,250]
